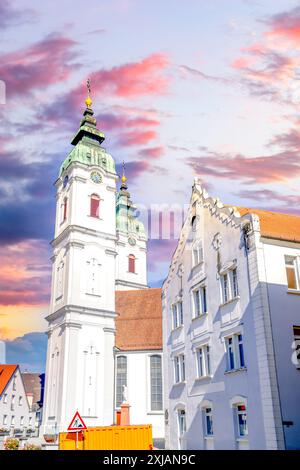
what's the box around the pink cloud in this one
[0,34,79,98]
[117,129,157,146]
[266,7,300,44]
[90,53,169,98]
[187,150,300,184]
[235,188,300,216]
[138,146,165,159]
[0,240,51,307]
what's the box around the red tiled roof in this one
[115,288,162,351]
[0,365,17,396]
[237,207,300,243]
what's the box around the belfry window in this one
[90,194,100,218]
[128,254,136,273]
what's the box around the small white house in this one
[0,365,36,445]
[115,288,164,447]
[162,179,300,450]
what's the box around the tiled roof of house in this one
[115,288,162,351]
[22,373,43,406]
[237,207,300,243]
[0,364,17,396]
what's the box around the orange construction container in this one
[59,424,153,450]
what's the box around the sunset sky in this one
[1,0,300,371]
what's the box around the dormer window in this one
[90,194,100,218]
[128,254,136,273]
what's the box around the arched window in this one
[62,198,67,223]
[150,355,163,411]
[128,254,136,273]
[116,356,127,407]
[90,194,100,218]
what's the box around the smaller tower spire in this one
[121,161,128,190]
[85,78,92,108]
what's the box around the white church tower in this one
[43,89,119,435]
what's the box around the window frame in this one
[128,254,136,274]
[220,268,239,304]
[196,344,211,378]
[192,285,207,318]
[203,407,214,437]
[235,404,248,438]
[171,301,184,330]
[192,240,203,267]
[149,354,163,412]
[285,255,300,291]
[178,409,186,437]
[292,326,300,368]
[174,354,186,384]
[115,355,127,408]
[90,193,100,218]
[225,334,246,372]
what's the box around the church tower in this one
[115,166,148,290]
[43,88,118,434]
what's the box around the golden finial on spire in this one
[85,78,92,108]
[121,160,127,184]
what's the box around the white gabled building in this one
[0,365,36,444]
[42,91,164,445]
[163,179,300,450]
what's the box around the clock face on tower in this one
[128,237,136,246]
[90,171,102,184]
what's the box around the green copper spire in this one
[116,164,146,238]
[59,80,116,177]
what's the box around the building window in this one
[193,241,203,266]
[221,273,229,302]
[128,254,136,273]
[285,256,300,290]
[29,416,32,426]
[232,268,239,297]
[225,334,245,371]
[196,345,211,378]
[90,194,100,218]
[172,301,183,329]
[20,416,24,426]
[174,354,185,383]
[12,375,17,391]
[18,396,22,406]
[221,269,239,304]
[178,409,186,436]
[3,393,7,404]
[293,326,300,368]
[236,404,248,437]
[150,355,163,411]
[204,407,213,436]
[3,415,7,425]
[116,356,127,408]
[61,197,67,223]
[11,416,15,426]
[193,286,207,318]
